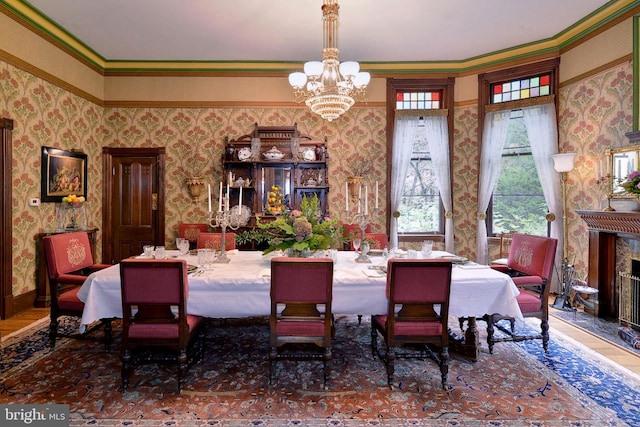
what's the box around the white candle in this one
[218,182,222,212]
[226,183,230,211]
[599,160,603,178]
[358,185,362,213]
[365,186,368,215]
[345,182,349,211]
[375,181,379,209]
[208,184,212,212]
[238,185,243,208]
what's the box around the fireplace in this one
[619,259,640,329]
[576,210,640,319]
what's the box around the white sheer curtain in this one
[522,102,563,293]
[476,110,510,264]
[423,115,454,253]
[390,115,420,249]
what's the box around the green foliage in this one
[237,195,339,255]
[492,116,547,235]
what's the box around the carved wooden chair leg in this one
[439,347,450,390]
[386,348,396,390]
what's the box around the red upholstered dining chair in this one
[119,259,206,393]
[342,223,371,250]
[484,233,558,353]
[270,257,334,389]
[371,259,452,390]
[42,231,112,349]
[178,223,208,249]
[196,232,236,251]
[351,233,388,251]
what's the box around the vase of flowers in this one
[239,195,339,256]
[621,170,640,211]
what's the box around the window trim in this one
[478,58,560,236]
[386,78,455,239]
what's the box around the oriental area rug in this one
[1,315,638,427]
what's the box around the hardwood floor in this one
[1,306,638,376]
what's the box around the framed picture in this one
[41,146,88,202]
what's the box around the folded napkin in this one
[363,269,384,278]
[227,249,239,255]
[457,263,490,269]
[259,269,271,278]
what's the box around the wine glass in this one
[353,238,361,254]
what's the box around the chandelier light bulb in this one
[288,72,307,89]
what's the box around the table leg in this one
[449,316,480,362]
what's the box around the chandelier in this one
[288,0,370,122]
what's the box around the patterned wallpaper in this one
[0,58,634,299]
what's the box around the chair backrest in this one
[120,258,188,305]
[498,231,516,259]
[197,232,236,250]
[386,259,452,343]
[270,257,333,305]
[342,223,371,240]
[43,231,96,279]
[119,259,189,329]
[364,233,388,250]
[178,223,208,243]
[506,233,558,281]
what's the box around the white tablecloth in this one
[77,250,523,330]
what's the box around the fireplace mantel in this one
[576,210,640,319]
[576,210,640,236]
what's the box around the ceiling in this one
[21,0,617,65]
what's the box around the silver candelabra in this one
[207,196,247,263]
[345,205,382,264]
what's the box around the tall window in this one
[491,110,547,236]
[387,78,454,251]
[476,58,560,263]
[395,91,442,233]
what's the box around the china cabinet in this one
[222,123,329,224]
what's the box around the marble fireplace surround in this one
[576,210,640,319]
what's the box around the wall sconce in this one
[186,177,205,203]
[551,152,576,310]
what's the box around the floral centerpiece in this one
[622,171,640,196]
[239,195,339,256]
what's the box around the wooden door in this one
[102,147,165,264]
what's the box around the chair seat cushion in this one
[516,291,542,313]
[276,320,325,336]
[56,273,89,286]
[128,314,204,339]
[372,315,443,336]
[512,275,543,286]
[58,287,85,312]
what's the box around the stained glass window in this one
[491,74,551,104]
[396,91,441,110]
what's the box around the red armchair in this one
[178,223,208,249]
[42,231,112,349]
[196,232,236,251]
[485,233,558,353]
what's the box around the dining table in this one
[77,249,523,362]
